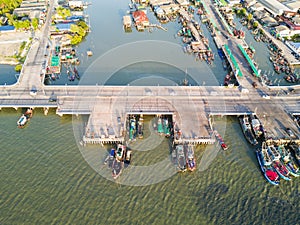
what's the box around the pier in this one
[0,0,299,146]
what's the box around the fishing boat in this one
[186,144,196,172]
[104,148,115,168]
[87,50,93,56]
[129,116,136,140]
[137,115,144,139]
[124,149,132,167]
[289,144,300,166]
[261,142,273,166]
[272,159,291,181]
[238,115,258,145]
[214,130,228,150]
[277,145,300,177]
[256,147,279,186]
[17,108,33,128]
[112,158,124,180]
[116,144,126,161]
[157,117,164,134]
[267,145,281,161]
[163,118,170,137]
[249,114,264,139]
[176,145,187,172]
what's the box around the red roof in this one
[132,11,149,24]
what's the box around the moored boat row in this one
[256,142,300,185]
[174,144,196,172]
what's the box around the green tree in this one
[253,21,258,29]
[31,18,39,30]
[247,13,253,22]
[240,8,246,17]
[56,6,71,19]
[15,64,22,72]
[70,34,82,45]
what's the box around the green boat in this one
[157,117,163,134]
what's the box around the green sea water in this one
[0,109,299,224]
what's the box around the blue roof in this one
[55,22,74,31]
[0,25,15,31]
[66,16,84,21]
[291,42,300,49]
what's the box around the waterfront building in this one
[175,0,190,6]
[0,26,15,33]
[286,41,300,54]
[68,0,84,9]
[149,0,173,7]
[274,25,291,37]
[283,1,300,13]
[250,2,265,12]
[260,16,278,27]
[132,11,149,31]
[258,0,290,16]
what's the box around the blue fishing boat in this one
[256,146,279,186]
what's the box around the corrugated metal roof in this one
[0,25,15,31]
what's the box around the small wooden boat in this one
[238,115,258,145]
[116,144,126,161]
[87,50,93,56]
[186,144,196,172]
[214,130,228,150]
[17,108,33,128]
[176,145,187,172]
[256,149,279,185]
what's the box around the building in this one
[260,15,278,26]
[149,0,172,7]
[0,25,15,33]
[257,0,290,16]
[132,11,149,30]
[68,0,84,9]
[250,2,264,12]
[286,41,300,54]
[292,17,300,26]
[123,15,132,29]
[284,1,300,12]
[175,0,190,6]
[274,25,291,37]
